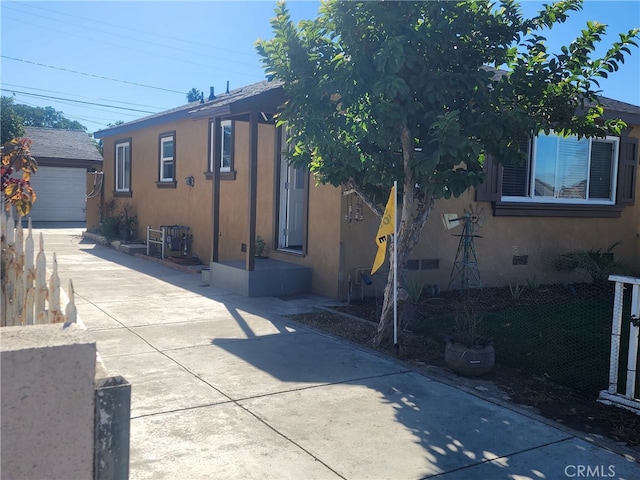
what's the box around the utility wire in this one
[3,5,261,69]
[11,99,128,128]
[10,2,259,59]
[1,56,184,94]
[2,83,165,110]
[6,92,143,119]
[1,89,156,114]
[1,15,260,78]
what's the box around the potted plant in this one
[255,235,267,258]
[444,301,495,376]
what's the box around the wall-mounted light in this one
[185,176,195,187]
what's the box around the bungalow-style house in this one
[91,79,639,300]
[25,126,103,222]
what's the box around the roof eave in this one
[36,157,103,168]
[94,108,193,139]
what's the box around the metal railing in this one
[146,226,166,259]
[598,275,640,414]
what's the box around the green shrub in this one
[556,241,627,284]
[404,277,424,304]
[100,216,121,242]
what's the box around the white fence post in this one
[1,210,75,327]
[598,275,640,415]
[625,283,639,400]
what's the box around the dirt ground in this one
[288,306,640,453]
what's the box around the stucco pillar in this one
[1,323,97,479]
[247,109,258,271]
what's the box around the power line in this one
[2,83,165,110]
[1,14,261,78]
[10,99,127,129]
[10,2,259,59]
[3,5,261,69]
[6,91,145,119]
[1,89,156,114]
[0,56,184,94]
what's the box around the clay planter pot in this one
[445,341,495,377]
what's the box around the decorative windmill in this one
[442,204,485,292]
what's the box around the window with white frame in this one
[159,134,174,182]
[221,120,232,172]
[501,132,619,204]
[115,140,131,192]
[208,120,234,174]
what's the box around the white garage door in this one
[27,166,87,222]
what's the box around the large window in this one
[159,133,175,182]
[115,140,131,193]
[502,132,619,204]
[476,133,637,217]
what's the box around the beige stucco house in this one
[91,79,639,300]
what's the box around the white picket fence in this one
[599,275,640,415]
[1,209,76,326]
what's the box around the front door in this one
[278,127,306,251]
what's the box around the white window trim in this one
[115,141,130,192]
[220,120,232,173]
[160,135,174,182]
[501,132,619,206]
[209,121,215,172]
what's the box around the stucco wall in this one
[217,121,277,261]
[96,114,639,301]
[1,323,97,479]
[338,128,640,298]
[266,181,343,298]
[86,169,102,229]
[99,117,213,263]
[212,120,343,298]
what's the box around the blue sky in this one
[1,1,638,135]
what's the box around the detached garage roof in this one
[24,126,103,168]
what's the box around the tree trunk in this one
[373,201,433,347]
[373,126,437,347]
[375,245,402,346]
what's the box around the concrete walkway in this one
[38,226,639,479]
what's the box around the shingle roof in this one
[93,76,639,139]
[188,79,283,115]
[24,126,103,162]
[597,96,640,116]
[93,79,283,138]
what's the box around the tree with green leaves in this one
[1,96,25,144]
[187,88,203,103]
[257,0,639,346]
[12,103,86,131]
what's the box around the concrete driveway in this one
[37,226,640,479]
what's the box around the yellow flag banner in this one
[371,186,396,274]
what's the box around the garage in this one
[28,166,87,222]
[23,126,103,223]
